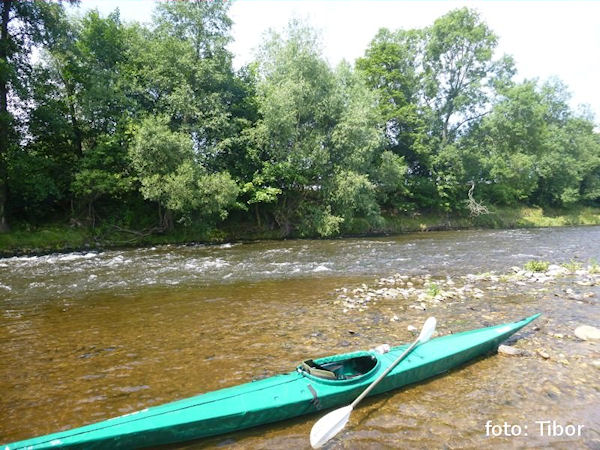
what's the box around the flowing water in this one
[1,227,599,448]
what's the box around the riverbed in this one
[1,227,599,448]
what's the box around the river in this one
[1,227,599,448]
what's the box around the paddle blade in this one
[417,316,436,343]
[310,405,353,448]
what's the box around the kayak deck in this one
[4,314,540,449]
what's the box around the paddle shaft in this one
[350,340,419,408]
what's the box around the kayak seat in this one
[301,355,377,380]
[300,359,338,380]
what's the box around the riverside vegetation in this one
[1,2,600,254]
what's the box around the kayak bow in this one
[4,313,540,449]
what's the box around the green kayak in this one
[4,314,539,449]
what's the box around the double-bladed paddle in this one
[309,316,437,448]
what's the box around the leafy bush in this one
[426,283,441,297]
[524,260,550,272]
[561,259,582,272]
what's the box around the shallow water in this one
[1,226,599,448]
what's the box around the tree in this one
[1,0,77,231]
[129,115,238,229]
[532,82,600,206]
[357,8,515,211]
[466,80,600,207]
[251,21,342,234]
[8,62,78,220]
[129,115,194,229]
[356,28,424,171]
[45,10,135,222]
[21,2,245,228]
[141,0,237,168]
[423,8,513,143]
[251,21,384,236]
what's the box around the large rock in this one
[547,264,569,276]
[574,325,600,341]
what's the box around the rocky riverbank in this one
[330,260,600,369]
[333,262,599,313]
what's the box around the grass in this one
[382,206,600,233]
[512,206,600,228]
[524,260,550,272]
[0,226,90,256]
[588,258,600,274]
[561,259,583,272]
[1,204,600,256]
[426,282,441,297]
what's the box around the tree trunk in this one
[254,204,261,228]
[164,210,173,232]
[0,0,12,232]
[157,203,173,231]
[54,55,83,158]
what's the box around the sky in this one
[68,0,600,124]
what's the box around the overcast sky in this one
[68,0,600,124]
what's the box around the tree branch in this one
[454,109,490,131]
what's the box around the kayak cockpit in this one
[299,353,378,381]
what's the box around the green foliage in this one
[1,0,79,230]
[6,148,63,218]
[3,3,599,241]
[356,28,423,165]
[242,175,281,206]
[71,135,133,203]
[194,171,240,220]
[329,170,380,225]
[469,80,600,208]
[524,260,550,272]
[357,8,517,211]
[426,282,441,297]
[129,116,239,226]
[377,151,408,193]
[254,20,340,185]
[131,116,194,176]
[561,259,582,272]
[297,204,344,238]
[250,19,385,236]
[423,8,512,141]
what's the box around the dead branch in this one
[466,181,489,216]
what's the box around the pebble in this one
[333,266,600,335]
[574,325,600,341]
[407,325,418,333]
[537,350,550,359]
[498,344,524,356]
